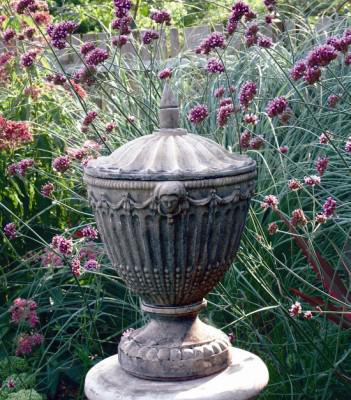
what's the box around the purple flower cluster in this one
[214,86,225,98]
[4,222,17,239]
[345,137,351,153]
[77,225,98,240]
[258,35,273,48]
[112,35,128,47]
[47,21,77,49]
[85,48,109,66]
[150,10,171,25]
[244,22,258,47]
[84,259,100,270]
[80,42,96,56]
[142,30,159,45]
[315,156,328,176]
[196,32,225,55]
[327,94,339,108]
[206,58,225,73]
[266,96,288,118]
[217,104,235,127]
[188,105,208,124]
[219,98,232,107]
[3,28,16,43]
[304,175,320,186]
[345,54,351,65]
[290,60,306,80]
[307,45,337,68]
[261,194,279,209]
[227,1,254,35]
[112,16,132,35]
[0,51,13,66]
[20,50,37,68]
[52,155,70,172]
[16,333,44,356]
[114,0,131,18]
[265,15,273,24]
[291,209,307,227]
[83,111,98,126]
[239,81,257,108]
[240,130,251,149]
[15,0,35,14]
[46,73,67,85]
[10,298,39,327]
[304,66,321,85]
[158,68,172,79]
[250,135,264,149]
[73,66,97,86]
[51,234,73,255]
[326,36,350,53]
[71,257,81,276]
[41,182,54,197]
[323,197,336,217]
[8,159,34,177]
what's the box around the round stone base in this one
[85,348,269,400]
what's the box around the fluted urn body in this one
[84,87,257,381]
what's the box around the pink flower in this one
[188,105,208,124]
[8,159,34,177]
[16,333,43,355]
[158,68,172,79]
[47,21,77,49]
[0,118,32,150]
[315,157,329,176]
[150,10,171,25]
[319,132,329,144]
[122,327,135,337]
[84,259,100,270]
[244,114,258,124]
[214,87,225,98]
[85,48,109,66]
[268,222,278,235]
[249,135,264,150]
[322,197,336,218]
[41,182,54,197]
[219,98,232,107]
[279,145,289,154]
[41,248,62,267]
[4,222,17,239]
[52,155,70,173]
[304,175,321,186]
[7,378,16,389]
[83,111,98,126]
[288,179,302,191]
[291,209,307,227]
[239,81,257,108]
[196,32,225,54]
[315,213,327,224]
[14,0,35,14]
[51,235,73,255]
[71,257,81,277]
[304,311,313,320]
[307,45,338,68]
[9,298,39,327]
[77,225,98,240]
[289,301,302,317]
[3,28,16,43]
[261,194,279,209]
[217,104,235,127]
[206,58,225,73]
[0,51,13,66]
[345,137,351,152]
[240,130,251,149]
[290,60,306,80]
[266,96,288,118]
[142,30,159,45]
[327,94,339,108]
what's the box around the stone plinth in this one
[85,348,269,400]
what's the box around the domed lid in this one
[84,85,256,181]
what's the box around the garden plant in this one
[0,0,350,398]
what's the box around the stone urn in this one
[84,85,257,381]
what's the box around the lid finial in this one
[159,84,179,129]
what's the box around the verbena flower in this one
[47,21,77,49]
[304,66,321,85]
[307,45,337,68]
[10,298,39,327]
[266,96,288,118]
[84,259,100,270]
[23,26,35,39]
[142,30,159,45]
[112,16,132,35]
[8,159,34,177]
[258,35,273,48]
[315,213,327,224]
[158,68,172,79]
[291,209,307,226]
[319,132,329,144]
[322,197,336,217]
[326,36,349,53]
[279,145,289,154]
[41,182,54,197]
[73,66,97,86]
[345,137,351,153]
[345,54,351,65]
[15,0,35,14]
[83,111,98,126]
[112,35,128,47]
[214,86,225,98]
[244,22,258,47]
[288,179,302,191]
[304,175,321,186]
[261,194,279,209]
[77,226,98,240]
[71,257,81,277]
[268,222,278,235]
[113,0,131,18]
[187,105,208,124]
[249,135,264,149]
[265,15,273,24]
[244,114,258,124]
[219,98,232,107]
[240,130,251,149]
[20,50,37,68]
[80,42,95,56]
[52,155,70,173]
[304,311,313,320]
[239,81,257,108]
[196,32,225,54]
[150,10,171,25]
[290,60,306,80]
[85,48,109,66]
[0,51,13,66]
[289,301,302,317]
[105,122,117,132]
[3,28,16,43]
[51,235,73,255]
[217,104,235,127]
[16,333,43,356]
[0,117,32,150]
[46,73,67,85]
[4,222,17,239]
[206,58,225,73]
[327,94,339,108]
[315,156,329,176]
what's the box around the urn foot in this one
[118,302,231,381]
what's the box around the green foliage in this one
[0,358,28,381]
[6,390,42,400]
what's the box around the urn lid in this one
[84,85,256,181]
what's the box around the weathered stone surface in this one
[85,348,269,400]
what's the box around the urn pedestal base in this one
[85,347,269,400]
[118,301,232,381]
